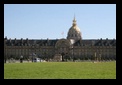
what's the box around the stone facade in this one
[4,17,116,61]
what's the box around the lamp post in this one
[98,46,100,62]
[94,52,96,62]
[99,53,101,62]
[31,45,35,62]
[86,49,87,60]
[72,45,75,62]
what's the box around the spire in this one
[73,14,76,21]
[72,14,77,26]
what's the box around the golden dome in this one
[67,16,82,41]
[69,25,81,33]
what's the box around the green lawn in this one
[4,61,116,79]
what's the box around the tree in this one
[20,55,23,63]
[73,56,76,62]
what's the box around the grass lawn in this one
[4,61,116,79]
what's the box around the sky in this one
[4,4,116,40]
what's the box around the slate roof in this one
[73,39,116,46]
[4,38,116,46]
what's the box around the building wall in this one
[4,44,116,60]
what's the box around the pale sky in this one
[4,4,116,39]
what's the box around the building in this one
[4,17,116,62]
